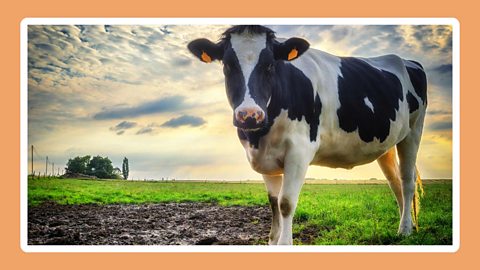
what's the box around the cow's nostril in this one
[256,111,264,121]
[237,111,247,122]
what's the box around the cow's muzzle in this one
[234,108,266,131]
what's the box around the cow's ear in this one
[187,38,224,63]
[273,38,310,61]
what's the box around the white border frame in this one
[20,17,460,253]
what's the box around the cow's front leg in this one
[263,174,282,245]
[277,156,308,245]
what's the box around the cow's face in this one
[188,26,309,131]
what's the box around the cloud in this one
[34,43,63,54]
[136,127,154,135]
[103,75,142,85]
[427,64,453,95]
[429,121,452,131]
[161,115,206,128]
[171,56,192,67]
[432,64,452,73]
[427,109,451,116]
[113,121,137,130]
[411,25,452,54]
[93,96,190,120]
[134,115,207,135]
[330,27,350,42]
[109,121,138,135]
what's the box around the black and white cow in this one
[188,25,427,245]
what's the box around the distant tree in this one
[87,156,114,179]
[66,155,91,174]
[122,157,129,180]
[112,167,122,179]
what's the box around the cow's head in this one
[188,25,309,131]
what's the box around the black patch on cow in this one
[223,47,247,109]
[237,62,321,148]
[279,197,291,218]
[247,49,276,117]
[221,25,276,42]
[267,195,280,241]
[311,94,322,141]
[337,57,403,143]
[268,195,279,221]
[406,91,419,113]
[237,128,248,141]
[405,63,427,105]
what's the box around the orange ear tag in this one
[287,48,298,60]
[201,51,212,63]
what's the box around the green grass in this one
[28,178,452,245]
[28,178,268,206]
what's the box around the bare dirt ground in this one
[28,202,272,245]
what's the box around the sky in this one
[27,24,453,180]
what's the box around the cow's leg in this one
[377,147,403,216]
[262,174,282,245]
[396,115,425,236]
[277,155,309,245]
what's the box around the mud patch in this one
[293,224,334,245]
[28,202,271,245]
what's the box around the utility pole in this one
[45,156,48,175]
[52,163,54,177]
[31,145,34,175]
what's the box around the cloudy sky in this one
[27,23,453,180]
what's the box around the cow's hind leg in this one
[377,147,403,217]
[262,174,282,245]
[396,114,425,236]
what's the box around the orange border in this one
[2,0,476,269]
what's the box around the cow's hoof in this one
[269,233,280,245]
[398,225,413,236]
[277,238,293,245]
[268,236,279,245]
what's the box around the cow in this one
[187,25,427,245]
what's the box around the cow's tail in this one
[411,166,425,231]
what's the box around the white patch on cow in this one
[230,33,266,113]
[241,110,318,175]
[359,55,406,76]
[364,97,374,113]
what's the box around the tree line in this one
[66,155,129,180]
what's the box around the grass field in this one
[28,178,452,245]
